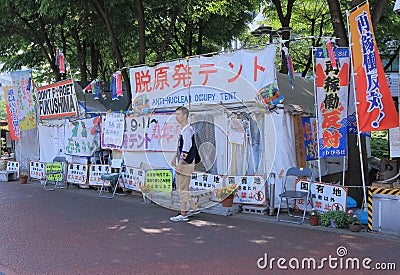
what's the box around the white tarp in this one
[38,120,65,163]
[15,128,39,172]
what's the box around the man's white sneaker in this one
[170,214,189,222]
[187,209,202,217]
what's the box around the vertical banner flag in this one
[348,2,399,131]
[3,86,20,140]
[10,70,37,131]
[302,117,318,160]
[315,48,350,158]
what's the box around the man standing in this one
[170,106,200,222]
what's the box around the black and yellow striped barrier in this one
[368,187,400,230]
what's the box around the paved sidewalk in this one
[22,179,400,242]
[0,180,399,274]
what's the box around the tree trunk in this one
[271,0,295,74]
[136,0,146,64]
[90,0,131,99]
[327,0,348,47]
[90,43,100,79]
[371,0,389,29]
[71,27,88,81]
[156,10,179,62]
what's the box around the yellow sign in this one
[46,163,63,181]
[145,169,173,192]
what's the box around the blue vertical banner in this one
[302,117,318,161]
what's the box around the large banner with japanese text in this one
[315,48,349,158]
[3,86,20,140]
[10,70,37,130]
[129,46,276,112]
[348,2,399,131]
[64,117,100,156]
[122,115,179,152]
[37,79,78,119]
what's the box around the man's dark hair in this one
[176,106,189,118]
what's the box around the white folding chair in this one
[276,167,313,224]
[43,156,67,191]
[99,156,126,199]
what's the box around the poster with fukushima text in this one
[37,79,78,119]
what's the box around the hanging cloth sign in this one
[348,2,399,131]
[315,48,349,158]
[101,113,125,149]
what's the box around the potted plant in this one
[347,210,362,232]
[19,173,28,184]
[320,210,349,228]
[139,185,152,204]
[309,208,320,226]
[215,184,238,207]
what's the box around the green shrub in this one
[320,210,349,228]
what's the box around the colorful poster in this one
[121,166,145,191]
[129,46,277,112]
[64,117,100,156]
[29,161,45,180]
[119,115,179,152]
[10,70,36,130]
[66,163,88,185]
[348,2,399,131]
[145,169,173,192]
[101,113,125,149]
[315,48,350,158]
[227,175,266,205]
[295,181,348,213]
[302,117,318,161]
[3,86,20,140]
[37,79,78,119]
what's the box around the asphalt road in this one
[0,181,399,274]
